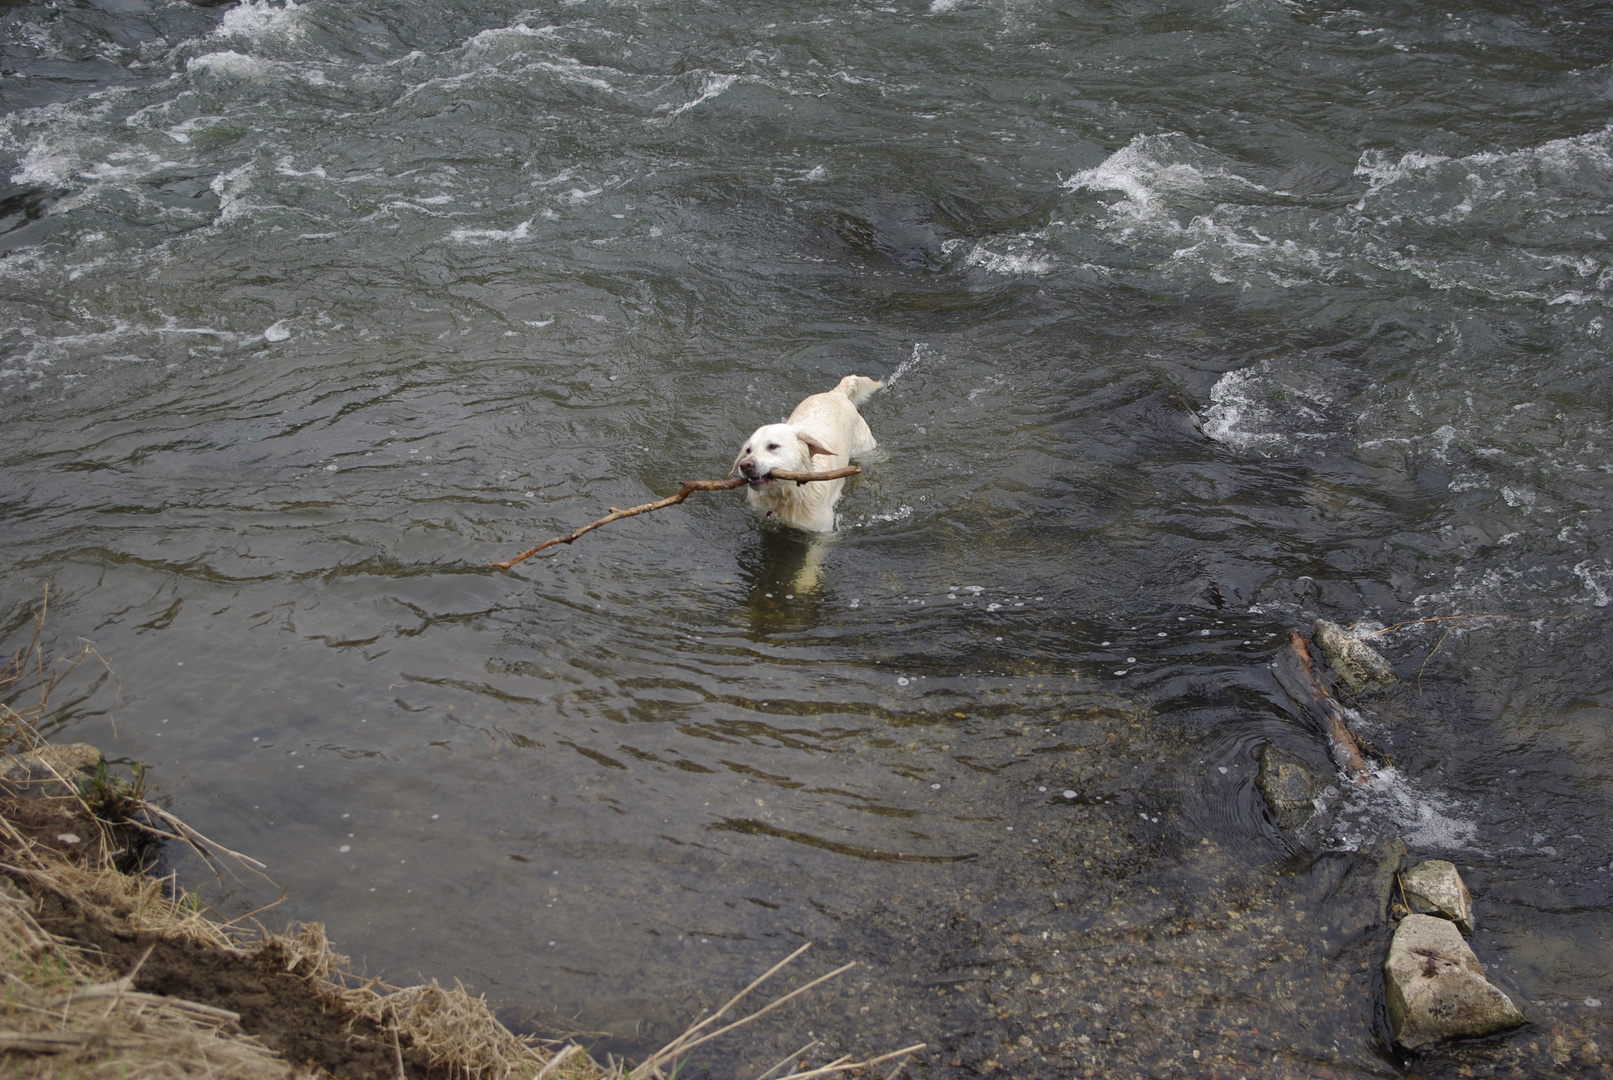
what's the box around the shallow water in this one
[3,0,1612,1075]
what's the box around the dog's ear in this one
[799,435,833,458]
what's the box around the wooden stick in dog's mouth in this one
[489,466,862,571]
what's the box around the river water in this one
[4,1,1612,1076]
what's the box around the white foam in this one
[659,73,740,118]
[1063,133,1273,217]
[209,162,256,224]
[1573,561,1612,607]
[1201,362,1332,455]
[535,59,617,92]
[1355,126,1613,203]
[187,51,276,80]
[10,140,77,187]
[465,23,559,53]
[857,506,914,525]
[963,242,1054,275]
[1331,767,1479,852]
[449,219,531,243]
[883,342,932,388]
[212,0,304,43]
[163,117,222,145]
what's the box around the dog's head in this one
[733,423,832,487]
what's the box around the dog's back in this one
[786,376,882,460]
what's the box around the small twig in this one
[778,1044,929,1080]
[1417,628,1453,693]
[1362,613,1572,638]
[634,943,813,1075]
[0,862,93,911]
[1287,631,1370,787]
[489,468,863,571]
[883,1051,918,1080]
[534,1044,584,1080]
[391,1018,406,1080]
[1362,613,1576,695]
[756,1039,820,1080]
[125,804,270,882]
[648,961,859,1064]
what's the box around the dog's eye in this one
[767,443,780,451]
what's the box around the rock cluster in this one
[1383,861,1523,1051]
[1262,624,1526,1058]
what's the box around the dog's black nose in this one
[738,458,759,478]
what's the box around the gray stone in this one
[1312,620,1397,694]
[1,742,105,794]
[1256,745,1319,831]
[1384,914,1524,1050]
[1400,859,1475,935]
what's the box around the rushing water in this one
[4,1,1613,1075]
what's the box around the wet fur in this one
[733,375,881,533]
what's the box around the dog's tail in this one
[833,374,883,405]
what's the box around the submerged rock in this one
[1384,914,1524,1050]
[1312,620,1396,694]
[1256,745,1319,831]
[1400,859,1475,935]
[1307,837,1408,944]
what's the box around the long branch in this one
[1287,631,1369,787]
[489,467,862,570]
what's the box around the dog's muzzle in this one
[738,459,771,487]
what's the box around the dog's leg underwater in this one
[791,536,830,594]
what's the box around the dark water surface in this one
[4,1,1612,1075]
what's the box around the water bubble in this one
[897,677,910,686]
[1063,790,1077,799]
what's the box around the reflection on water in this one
[4,0,1613,1075]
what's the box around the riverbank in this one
[0,743,581,1079]
[0,607,920,1080]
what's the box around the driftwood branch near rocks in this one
[489,467,862,571]
[1286,630,1371,787]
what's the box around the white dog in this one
[733,375,882,533]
